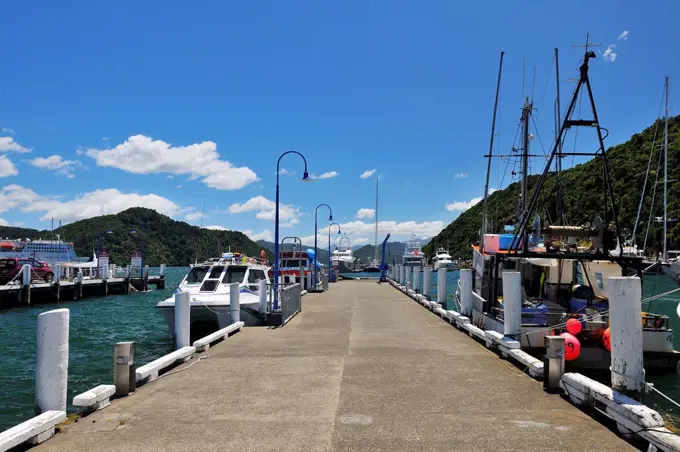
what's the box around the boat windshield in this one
[222,266,247,284]
[186,266,210,284]
[282,259,305,267]
[209,266,225,278]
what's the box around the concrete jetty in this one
[36,281,632,451]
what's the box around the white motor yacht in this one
[156,252,270,333]
[431,247,454,270]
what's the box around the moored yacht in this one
[156,252,270,333]
[431,247,454,270]
[402,235,426,267]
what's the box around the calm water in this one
[2,267,679,431]
[0,267,184,431]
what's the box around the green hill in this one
[0,207,271,266]
[425,115,680,260]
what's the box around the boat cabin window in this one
[283,259,303,267]
[248,269,266,283]
[185,266,209,284]
[200,280,219,292]
[222,266,247,284]
[209,266,225,279]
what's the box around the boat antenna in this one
[510,42,624,258]
[481,51,504,252]
[554,47,564,225]
[663,76,670,261]
[194,200,206,265]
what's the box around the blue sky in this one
[0,1,678,247]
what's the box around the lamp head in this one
[328,215,333,221]
[300,171,312,182]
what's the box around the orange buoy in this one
[565,318,582,335]
[560,332,581,361]
[602,327,611,351]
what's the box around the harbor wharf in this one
[33,281,632,452]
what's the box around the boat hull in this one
[333,259,355,274]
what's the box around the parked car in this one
[0,258,55,284]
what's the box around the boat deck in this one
[36,281,633,451]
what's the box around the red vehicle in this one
[0,258,55,283]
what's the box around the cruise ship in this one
[0,237,86,264]
[331,234,356,274]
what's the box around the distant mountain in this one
[256,239,330,264]
[353,237,432,265]
[0,207,271,266]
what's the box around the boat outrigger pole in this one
[481,51,504,252]
[509,49,625,258]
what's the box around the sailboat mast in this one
[520,97,531,219]
[374,177,379,261]
[481,51,504,251]
[555,48,563,224]
[664,76,669,260]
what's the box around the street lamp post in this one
[328,222,341,277]
[274,151,311,310]
[314,204,333,288]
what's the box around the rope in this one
[647,383,680,411]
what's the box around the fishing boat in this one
[456,49,679,372]
[273,249,314,289]
[331,234,356,273]
[402,235,426,267]
[156,252,270,333]
[432,247,455,270]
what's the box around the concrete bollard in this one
[306,272,312,291]
[76,270,83,299]
[54,264,61,284]
[174,292,190,349]
[160,264,166,278]
[502,271,522,340]
[437,267,446,305]
[413,266,420,293]
[258,279,267,314]
[405,266,412,288]
[399,265,405,286]
[459,269,473,316]
[543,335,565,393]
[423,267,432,300]
[229,282,240,324]
[609,276,645,397]
[36,308,69,413]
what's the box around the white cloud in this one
[316,171,338,180]
[454,173,468,179]
[228,195,300,222]
[185,211,205,221]
[445,189,497,212]
[30,155,80,177]
[1,128,15,134]
[352,237,370,245]
[245,229,273,242]
[602,45,617,63]
[0,155,18,177]
[0,185,180,222]
[85,134,257,190]
[360,169,376,179]
[205,225,228,231]
[176,184,182,188]
[0,137,31,153]
[318,219,445,240]
[278,168,294,176]
[0,217,8,226]
[356,208,375,219]
[167,175,174,179]
[618,30,629,40]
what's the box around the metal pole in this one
[314,209,318,287]
[555,48,563,224]
[664,76,669,261]
[481,51,504,251]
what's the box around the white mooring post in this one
[401,265,406,286]
[405,265,412,288]
[258,279,267,314]
[306,272,312,291]
[502,271,522,340]
[413,266,421,293]
[174,292,190,349]
[459,269,473,316]
[160,264,166,278]
[54,264,61,284]
[423,267,432,299]
[36,308,69,413]
[229,282,241,324]
[608,276,645,396]
[437,267,447,305]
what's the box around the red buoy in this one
[603,327,611,351]
[560,332,581,361]
[565,318,582,335]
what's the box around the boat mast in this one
[374,176,379,261]
[481,51,504,251]
[519,96,532,222]
[663,76,669,261]
[554,48,563,225]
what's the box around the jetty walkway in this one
[37,281,632,451]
